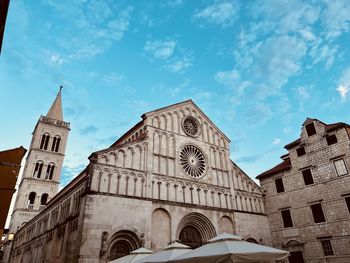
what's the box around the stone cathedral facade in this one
[9,100,270,263]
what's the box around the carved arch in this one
[177,212,216,244]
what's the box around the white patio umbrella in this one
[135,242,192,263]
[109,247,153,263]
[170,233,289,263]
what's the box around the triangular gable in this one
[142,99,231,143]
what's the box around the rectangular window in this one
[306,123,316,136]
[345,197,350,214]
[296,147,306,157]
[302,169,314,185]
[326,134,338,145]
[321,239,334,256]
[334,159,348,176]
[311,203,326,223]
[275,178,285,193]
[281,209,293,228]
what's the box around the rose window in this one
[180,145,206,178]
[182,116,200,137]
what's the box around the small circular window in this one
[180,145,206,178]
[182,116,200,137]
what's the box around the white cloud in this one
[47,2,133,60]
[50,52,64,65]
[283,127,290,134]
[296,86,310,100]
[102,72,125,85]
[215,70,240,88]
[215,70,251,102]
[337,68,350,100]
[193,1,239,27]
[322,0,350,38]
[337,85,349,100]
[144,38,193,73]
[253,35,307,89]
[251,0,320,36]
[164,58,192,73]
[144,39,176,60]
[310,43,338,69]
[273,138,281,145]
[163,0,183,7]
[60,163,86,189]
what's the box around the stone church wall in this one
[79,192,236,262]
[234,212,272,245]
[9,100,272,263]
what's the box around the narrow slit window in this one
[275,178,285,193]
[40,193,49,206]
[51,137,57,151]
[302,169,314,185]
[296,147,306,157]
[34,162,43,178]
[40,134,46,149]
[305,123,316,136]
[345,197,350,214]
[321,239,334,256]
[311,203,326,223]
[49,165,55,180]
[55,137,61,152]
[281,209,293,228]
[44,135,50,150]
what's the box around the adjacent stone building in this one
[9,99,270,263]
[257,118,350,263]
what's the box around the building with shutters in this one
[8,99,270,263]
[257,118,350,263]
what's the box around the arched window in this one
[27,192,36,210]
[40,133,50,150]
[51,136,61,152]
[46,163,55,180]
[33,161,44,178]
[40,193,49,210]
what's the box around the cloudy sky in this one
[1,0,350,188]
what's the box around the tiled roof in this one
[284,120,350,150]
[256,157,291,180]
[284,139,301,150]
[325,122,350,132]
[260,119,350,180]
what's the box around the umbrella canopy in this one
[109,247,153,263]
[135,242,192,263]
[170,233,289,263]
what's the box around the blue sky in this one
[1,0,350,188]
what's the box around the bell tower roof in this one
[46,86,63,121]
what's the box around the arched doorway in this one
[107,230,141,261]
[177,212,216,248]
[283,240,305,263]
[179,225,202,248]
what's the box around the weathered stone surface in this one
[258,119,350,263]
[9,100,270,263]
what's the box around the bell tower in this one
[8,87,70,232]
